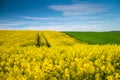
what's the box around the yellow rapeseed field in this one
[0,30,120,80]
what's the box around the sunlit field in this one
[64,32,120,45]
[0,30,120,80]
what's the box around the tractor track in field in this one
[41,32,51,47]
[36,32,51,47]
[36,32,41,47]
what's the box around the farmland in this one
[0,30,120,80]
[64,32,120,45]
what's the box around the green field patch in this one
[64,32,120,45]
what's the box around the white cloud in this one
[20,16,70,21]
[0,23,119,31]
[49,3,109,16]
[18,25,80,31]
[21,16,55,20]
[0,21,26,29]
[0,22,22,27]
[8,24,114,31]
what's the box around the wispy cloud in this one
[21,16,55,20]
[0,22,119,31]
[17,25,92,31]
[0,22,23,27]
[49,3,109,16]
[0,21,26,29]
[20,16,70,21]
[1,21,117,31]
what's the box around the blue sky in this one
[0,0,120,31]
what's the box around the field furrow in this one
[36,32,51,47]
